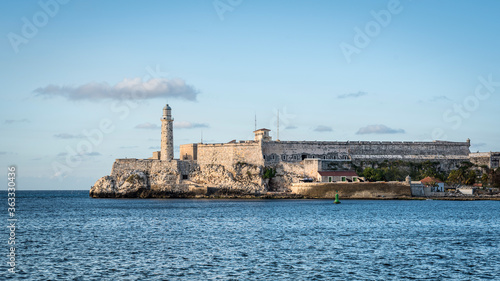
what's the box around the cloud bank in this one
[4,119,29,124]
[356,124,405,135]
[337,91,367,99]
[135,123,160,130]
[175,121,209,129]
[34,77,199,101]
[53,133,86,139]
[314,125,333,132]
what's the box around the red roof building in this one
[420,176,443,185]
[419,176,445,192]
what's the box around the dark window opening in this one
[182,175,188,180]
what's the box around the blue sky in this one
[1,0,499,190]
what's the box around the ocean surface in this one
[1,191,499,280]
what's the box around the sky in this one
[1,0,499,190]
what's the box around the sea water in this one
[1,191,499,280]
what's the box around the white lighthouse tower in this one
[161,104,174,161]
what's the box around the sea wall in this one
[290,182,412,199]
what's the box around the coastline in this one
[89,190,500,200]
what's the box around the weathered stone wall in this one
[185,139,470,170]
[268,162,306,192]
[262,141,349,164]
[263,141,469,162]
[180,143,198,160]
[348,140,470,156]
[470,152,500,169]
[196,141,264,168]
[90,159,199,198]
[261,140,470,171]
[290,182,411,199]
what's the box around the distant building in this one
[420,176,444,192]
[318,171,359,183]
[469,152,500,169]
[254,128,271,142]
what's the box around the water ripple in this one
[0,191,498,280]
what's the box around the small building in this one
[458,188,475,195]
[420,176,445,192]
[318,171,359,183]
[254,128,271,142]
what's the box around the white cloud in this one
[429,95,452,102]
[174,121,209,129]
[34,77,199,101]
[337,91,367,99]
[4,119,29,124]
[356,124,405,135]
[53,133,85,139]
[314,125,333,132]
[135,123,160,129]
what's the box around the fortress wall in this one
[180,143,197,160]
[197,142,264,167]
[290,182,411,199]
[347,141,470,156]
[263,141,349,164]
[111,159,192,178]
[351,156,470,171]
[470,152,500,169]
[262,140,470,166]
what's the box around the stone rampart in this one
[197,142,264,167]
[261,140,470,171]
[290,182,411,199]
[470,152,500,169]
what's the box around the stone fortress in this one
[89,104,499,198]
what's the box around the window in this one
[282,155,286,161]
[182,175,188,180]
[353,177,357,182]
[341,176,346,182]
[328,176,332,182]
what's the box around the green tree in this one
[465,170,476,185]
[262,167,276,179]
[492,168,500,187]
[362,167,385,182]
[481,173,489,186]
[447,169,465,187]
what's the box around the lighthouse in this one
[161,104,174,161]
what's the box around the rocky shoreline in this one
[90,159,500,200]
[89,189,500,200]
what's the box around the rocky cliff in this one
[89,159,275,198]
[89,158,414,199]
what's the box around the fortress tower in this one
[161,104,174,161]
